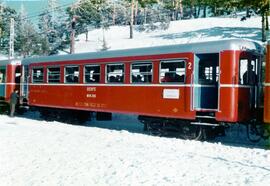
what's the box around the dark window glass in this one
[131,62,152,83]
[106,64,124,83]
[239,57,257,85]
[65,66,79,83]
[160,60,185,83]
[48,67,61,83]
[32,68,44,83]
[199,64,219,84]
[0,69,6,83]
[85,65,100,83]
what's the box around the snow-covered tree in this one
[36,0,72,55]
[0,4,18,55]
[15,5,43,57]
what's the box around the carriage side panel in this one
[216,50,238,122]
[264,41,270,123]
[28,53,196,120]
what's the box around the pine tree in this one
[0,5,18,55]
[15,6,43,57]
[237,0,269,41]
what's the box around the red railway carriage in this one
[20,39,264,128]
[264,41,270,124]
[0,59,21,105]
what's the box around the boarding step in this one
[190,122,220,126]
[196,115,215,119]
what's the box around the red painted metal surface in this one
[216,51,238,122]
[29,52,197,120]
[29,85,195,120]
[264,42,270,123]
[5,64,18,102]
[27,49,259,123]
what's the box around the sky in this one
[1,0,75,22]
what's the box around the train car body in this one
[264,41,270,123]
[21,39,264,125]
[0,59,21,104]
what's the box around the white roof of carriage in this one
[0,59,21,66]
[22,39,263,65]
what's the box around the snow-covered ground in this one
[1,17,270,185]
[0,55,7,60]
[75,17,265,53]
[0,114,270,186]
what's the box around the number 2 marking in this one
[188,62,192,70]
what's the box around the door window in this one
[0,69,6,83]
[239,56,257,85]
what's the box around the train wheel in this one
[180,124,203,140]
[145,122,164,136]
[247,123,261,143]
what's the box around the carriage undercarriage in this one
[138,115,270,142]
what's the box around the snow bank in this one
[75,17,265,53]
[0,115,270,185]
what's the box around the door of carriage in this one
[20,65,29,102]
[193,53,220,111]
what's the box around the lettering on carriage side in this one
[87,87,96,92]
[163,89,180,99]
[87,94,96,98]
[86,86,97,98]
[76,102,106,108]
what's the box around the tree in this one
[126,0,158,38]
[0,5,18,55]
[37,8,70,55]
[238,0,269,42]
[15,6,43,57]
[137,0,158,24]
[67,0,111,34]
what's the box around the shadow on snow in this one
[153,27,262,41]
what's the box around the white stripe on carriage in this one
[0,83,258,88]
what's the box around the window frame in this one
[131,61,153,84]
[64,65,80,84]
[32,66,44,84]
[239,54,258,85]
[84,64,101,84]
[47,66,61,84]
[106,63,125,84]
[159,59,186,84]
[0,68,6,83]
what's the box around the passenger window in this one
[131,62,152,83]
[84,65,100,83]
[32,67,44,83]
[199,64,219,84]
[239,56,257,85]
[0,69,6,83]
[160,60,185,83]
[106,64,124,83]
[15,66,21,84]
[48,67,61,83]
[65,66,79,83]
